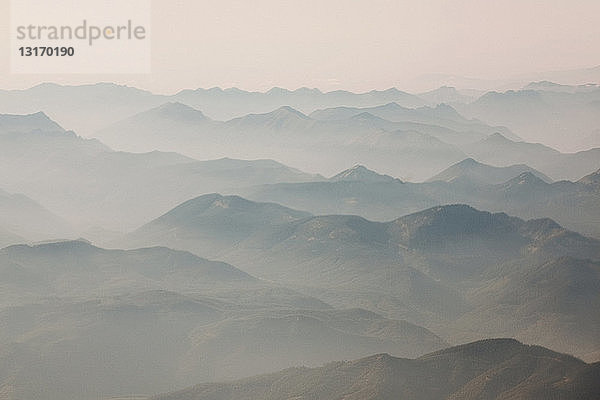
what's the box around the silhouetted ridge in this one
[502,171,549,187]
[0,111,65,133]
[152,339,597,400]
[486,132,513,143]
[579,168,600,185]
[274,105,309,118]
[330,165,400,183]
[419,338,524,360]
[428,158,552,184]
[153,102,207,120]
[391,205,517,244]
[154,194,310,226]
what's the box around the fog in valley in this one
[1,78,599,400]
[1,1,600,399]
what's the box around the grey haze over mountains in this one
[0,112,321,231]
[1,78,599,400]
[1,81,598,180]
[121,195,600,361]
[463,132,600,181]
[0,188,71,242]
[457,83,600,151]
[154,339,600,400]
[1,80,600,152]
[94,99,597,181]
[240,164,600,238]
[1,109,598,237]
[0,240,447,400]
[0,83,428,136]
[96,101,481,180]
[426,158,552,184]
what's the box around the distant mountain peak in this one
[428,158,552,184]
[524,81,566,90]
[1,111,48,122]
[153,193,310,225]
[487,132,512,142]
[390,204,580,252]
[522,217,562,234]
[152,102,207,121]
[379,88,403,94]
[205,194,247,209]
[393,204,490,228]
[30,82,62,90]
[330,165,400,183]
[266,87,295,95]
[578,168,600,185]
[259,106,310,122]
[349,112,384,121]
[29,110,51,119]
[521,81,600,93]
[431,103,463,119]
[157,101,194,110]
[390,204,521,245]
[223,87,245,93]
[174,193,236,211]
[418,86,475,106]
[436,85,459,92]
[6,239,100,254]
[457,157,480,166]
[0,111,66,134]
[416,203,480,217]
[503,171,549,187]
[421,338,523,360]
[277,105,307,115]
[293,87,322,95]
[378,102,405,111]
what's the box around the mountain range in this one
[153,339,600,400]
[1,79,599,400]
[0,83,428,136]
[120,195,600,360]
[463,132,600,180]
[0,112,320,231]
[95,102,482,180]
[427,158,552,184]
[95,101,597,181]
[0,240,447,400]
[0,188,71,241]
[3,81,600,153]
[239,164,600,238]
[457,85,600,151]
[9,110,597,241]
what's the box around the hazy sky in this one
[1,0,599,93]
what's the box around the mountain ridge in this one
[152,338,600,400]
[428,158,552,184]
[330,165,401,183]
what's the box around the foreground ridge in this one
[153,338,600,400]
